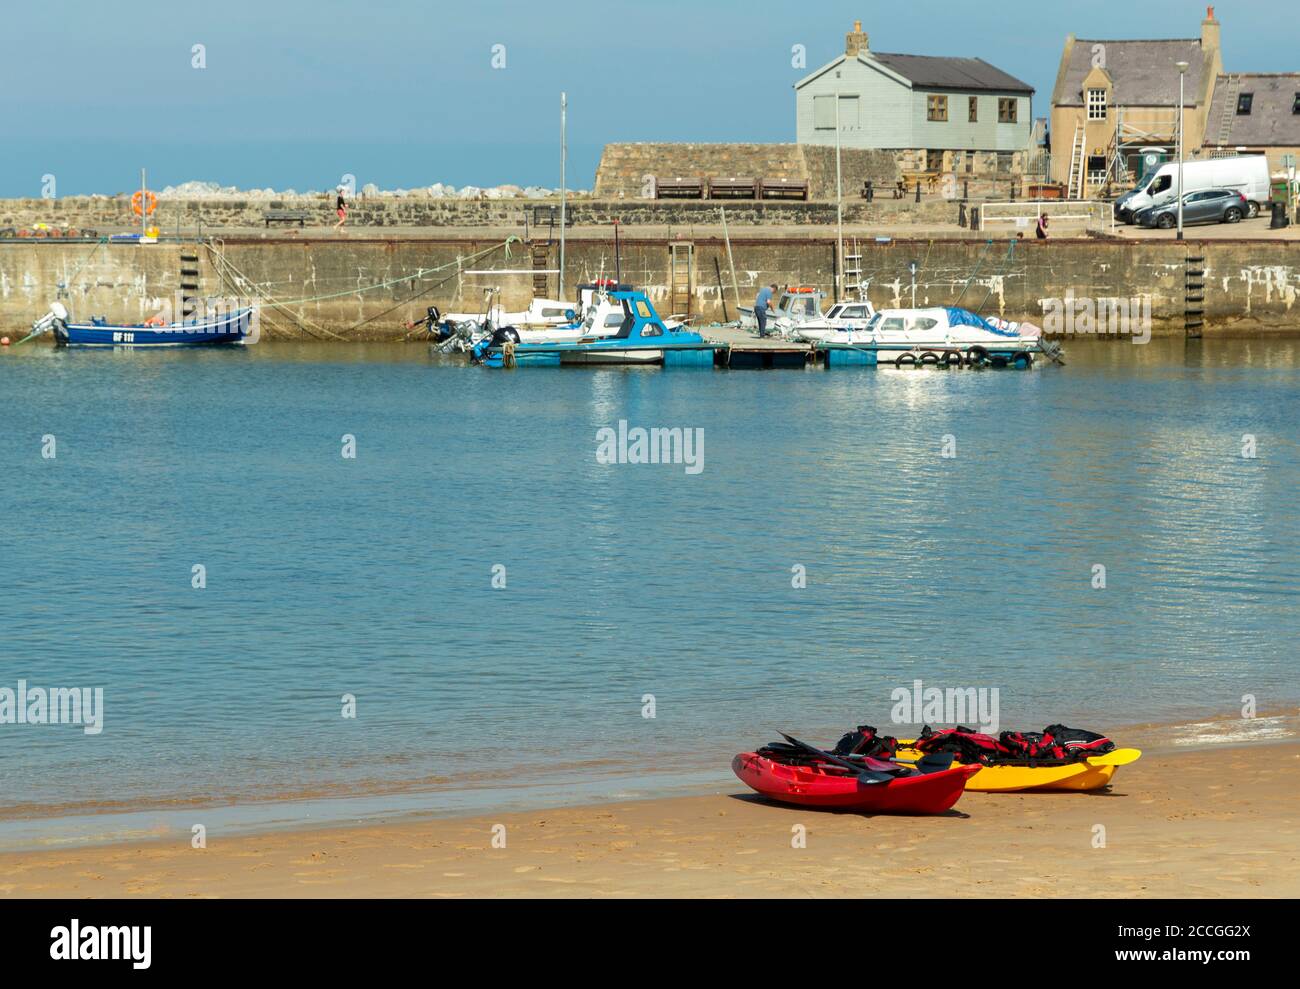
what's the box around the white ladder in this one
[1067,122,1086,199]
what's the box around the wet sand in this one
[3,741,1296,898]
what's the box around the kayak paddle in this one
[778,732,899,785]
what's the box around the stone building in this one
[1049,7,1224,197]
[793,20,1036,176]
[1202,73,1300,175]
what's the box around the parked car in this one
[1114,155,1270,223]
[1135,189,1250,229]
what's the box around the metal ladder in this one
[843,238,863,299]
[530,243,551,298]
[1185,248,1206,339]
[1216,75,1241,147]
[1067,122,1086,199]
[179,250,200,319]
[668,242,694,319]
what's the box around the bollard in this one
[1270,201,1290,229]
[915,181,921,204]
[958,202,968,228]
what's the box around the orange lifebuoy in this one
[132,190,158,216]
[144,314,167,327]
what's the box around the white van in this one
[1115,156,1271,223]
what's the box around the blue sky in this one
[1,0,1294,195]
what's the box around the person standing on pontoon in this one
[754,283,777,338]
[334,186,349,231]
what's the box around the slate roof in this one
[869,52,1034,93]
[1205,75,1300,147]
[1053,38,1209,106]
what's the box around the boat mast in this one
[559,92,567,302]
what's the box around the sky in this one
[1,0,1295,196]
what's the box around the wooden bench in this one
[263,209,312,227]
[707,177,758,200]
[759,179,808,201]
[655,177,704,200]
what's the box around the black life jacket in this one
[1043,724,1116,761]
[832,725,899,760]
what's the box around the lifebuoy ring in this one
[131,190,158,216]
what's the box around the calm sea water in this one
[1,339,1297,845]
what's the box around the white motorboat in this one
[792,299,878,343]
[822,306,1059,367]
[737,287,830,337]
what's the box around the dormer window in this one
[1087,88,1108,121]
[1237,93,1253,115]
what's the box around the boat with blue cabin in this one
[29,302,258,348]
[471,289,719,368]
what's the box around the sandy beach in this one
[3,739,1297,899]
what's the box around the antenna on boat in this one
[559,92,567,305]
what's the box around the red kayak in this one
[732,752,981,815]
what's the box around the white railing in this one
[978,200,1116,235]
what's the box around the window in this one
[999,98,1018,123]
[969,96,979,122]
[1087,155,1107,185]
[926,150,945,172]
[641,323,664,338]
[927,94,948,122]
[996,151,1014,174]
[912,318,940,331]
[1149,174,1172,194]
[813,95,836,130]
[1237,93,1253,115]
[1087,88,1108,121]
[880,317,906,333]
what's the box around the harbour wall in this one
[0,195,959,233]
[2,237,1298,339]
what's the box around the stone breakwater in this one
[3,235,1297,339]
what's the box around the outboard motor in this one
[29,302,69,343]
[470,325,521,366]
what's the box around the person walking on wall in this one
[334,185,349,231]
[1035,213,1049,240]
[754,283,777,338]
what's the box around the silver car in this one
[1137,189,1249,228]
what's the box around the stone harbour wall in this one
[3,236,1298,340]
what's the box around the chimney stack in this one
[846,20,869,57]
[1201,5,1220,53]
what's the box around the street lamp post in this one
[1176,61,1189,241]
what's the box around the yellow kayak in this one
[896,745,1142,793]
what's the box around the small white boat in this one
[792,300,877,343]
[738,287,829,337]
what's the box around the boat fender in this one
[919,352,940,365]
[940,350,964,367]
[966,345,990,367]
[565,309,576,321]
[489,326,521,347]
[1012,351,1034,368]
[894,353,918,368]
[991,355,1010,369]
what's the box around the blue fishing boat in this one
[470,289,718,368]
[29,302,258,348]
